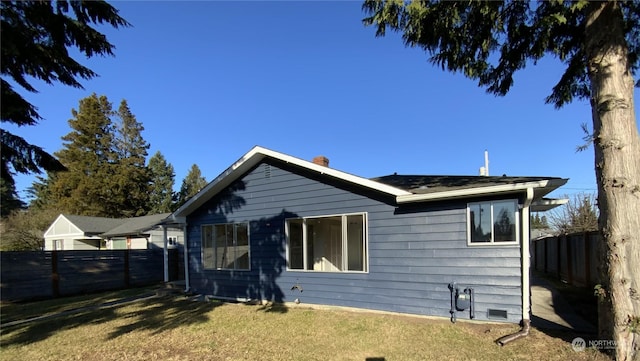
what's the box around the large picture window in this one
[467,200,519,245]
[202,223,250,270]
[286,213,367,272]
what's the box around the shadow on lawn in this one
[105,295,221,340]
[0,295,221,346]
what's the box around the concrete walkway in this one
[530,275,597,334]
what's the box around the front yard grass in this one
[1,292,609,361]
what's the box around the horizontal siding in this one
[187,161,523,323]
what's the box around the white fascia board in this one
[170,147,266,218]
[74,236,103,241]
[395,180,551,204]
[43,214,65,238]
[44,214,83,238]
[255,147,411,197]
[170,146,411,219]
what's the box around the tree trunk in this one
[585,3,640,360]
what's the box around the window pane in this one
[202,225,214,269]
[347,214,365,271]
[234,223,250,269]
[309,216,342,271]
[287,219,304,269]
[215,224,232,268]
[493,201,517,242]
[470,203,491,242]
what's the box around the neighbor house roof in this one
[50,214,171,239]
[100,213,171,238]
[63,215,128,236]
[170,146,568,220]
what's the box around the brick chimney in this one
[312,155,329,167]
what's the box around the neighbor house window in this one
[202,223,250,270]
[467,200,519,245]
[286,213,367,272]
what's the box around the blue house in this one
[167,146,567,324]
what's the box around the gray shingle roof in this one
[63,213,171,238]
[100,213,171,237]
[64,215,128,235]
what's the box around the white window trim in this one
[466,200,520,246]
[201,222,251,271]
[285,212,369,273]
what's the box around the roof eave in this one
[170,146,568,217]
[531,198,569,212]
[395,178,568,204]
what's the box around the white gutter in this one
[183,223,190,292]
[521,188,534,321]
[396,180,550,204]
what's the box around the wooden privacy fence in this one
[0,249,180,302]
[532,231,600,288]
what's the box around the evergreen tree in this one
[1,1,129,188]
[49,94,119,217]
[0,176,25,217]
[176,164,207,208]
[113,100,151,216]
[26,175,54,211]
[363,2,640,356]
[531,213,549,229]
[148,151,176,214]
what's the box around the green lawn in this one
[1,290,609,361]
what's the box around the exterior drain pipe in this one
[496,319,530,346]
[497,187,534,346]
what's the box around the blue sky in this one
[7,1,639,201]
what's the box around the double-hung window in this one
[286,213,367,272]
[202,223,250,270]
[467,200,519,245]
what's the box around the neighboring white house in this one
[44,213,183,251]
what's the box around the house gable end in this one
[171,146,410,220]
[44,214,84,238]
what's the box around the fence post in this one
[566,235,574,285]
[584,231,591,287]
[124,249,130,288]
[51,250,60,297]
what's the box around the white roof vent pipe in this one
[479,150,489,176]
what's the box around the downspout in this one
[183,223,190,292]
[497,187,534,346]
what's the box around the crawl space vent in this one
[487,309,508,320]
